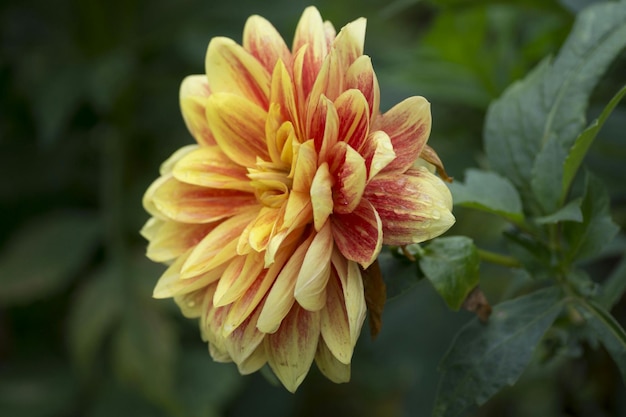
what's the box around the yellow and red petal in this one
[172,146,253,192]
[373,96,431,174]
[153,252,226,299]
[205,37,270,109]
[292,6,328,99]
[291,139,318,194]
[237,206,282,255]
[243,15,292,75]
[331,198,382,272]
[205,92,269,167]
[334,89,370,152]
[294,221,333,311]
[328,142,367,214]
[237,343,267,375]
[269,59,300,136]
[315,339,350,383]
[181,208,258,277]
[265,304,320,393]
[213,251,264,307]
[180,75,216,146]
[151,176,258,224]
[331,17,366,76]
[306,95,338,163]
[419,144,452,182]
[224,304,265,364]
[364,167,455,245]
[265,191,312,266]
[310,162,334,231]
[360,130,396,180]
[146,220,216,263]
[331,251,367,346]
[345,56,380,120]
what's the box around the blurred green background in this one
[1,0,625,416]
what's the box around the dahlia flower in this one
[142,6,454,392]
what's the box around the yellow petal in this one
[257,232,314,333]
[328,142,367,214]
[265,304,320,393]
[172,146,253,191]
[224,304,265,364]
[294,221,333,311]
[291,139,317,193]
[146,221,216,263]
[205,37,270,109]
[153,252,226,299]
[151,176,258,224]
[205,92,269,168]
[361,130,396,180]
[180,75,215,146]
[320,273,352,364]
[364,167,455,245]
[237,206,282,254]
[332,17,366,77]
[174,287,207,318]
[182,208,257,277]
[373,96,431,174]
[269,59,301,137]
[142,174,172,220]
[243,15,292,74]
[264,191,312,266]
[310,162,333,231]
[237,342,267,375]
[213,251,264,307]
[315,338,351,383]
[331,252,367,346]
[140,217,162,241]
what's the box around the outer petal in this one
[205,93,269,167]
[182,209,258,277]
[331,251,367,346]
[419,144,452,182]
[331,198,382,269]
[172,146,253,192]
[243,15,292,74]
[265,304,320,393]
[364,167,455,245]
[328,142,367,214]
[345,55,380,120]
[205,37,270,109]
[224,304,265,364]
[153,251,226,299]
[213,251,264,307]
[175,287,207,319]
[315,339,350,383]
[146,220,216,262]
[331,17,366,77]
[320,273,352,364]
[294,220,333,311]
[180,75,216,146]
[257,231,314,333]
[151,176,258,224]
[373,96,431,174]
[237,343,267,375]
[159,145,198,176]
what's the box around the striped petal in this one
[331,251,367,346]
[205,92,269,167]
[153,251,226,299]
[361,130,396,180]
[331,198,382,269]
[373,96,431,174]
[335,89,370,152]
[180,75,216,146]
[364,167,455,245]
[205,37,270,109]
[292,6,328,99]
[172,146,252,191]
[331,17,366,76]
[269,59,300,136]
[345,56,380,120]
[182,209,258,277]
[146,220,216,262]
[265,304,320,393]
[213,251,264,307]
[306,94,338,164]
[294,220,333,311]
[224,304,265,364]
[243,15,292,74]
[151,176,258,224]
[328,142,367,214]
[310,162,333,231]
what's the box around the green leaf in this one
[67,265,123,373]
[561,84,626,203]
[378,247,422,299]
[113,305,178,407]
[563,173,619,262]
[485,1,626,200]
[448,169,524,224]
[177,349,242,417]
[574,300,626,383]
[530,135,568,213]
[534,197,583,224]
[597,253,626,310]
[419,237,480,311]
[0,211,100,306]
[433,287,564,417]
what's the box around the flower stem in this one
[477,248,522,268]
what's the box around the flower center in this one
[248,162,293,208]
